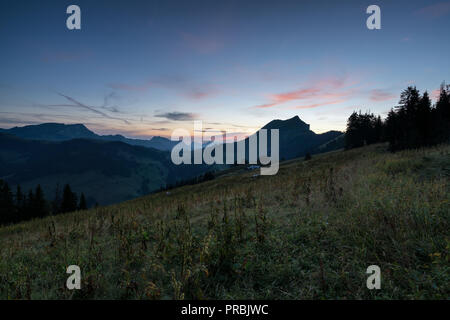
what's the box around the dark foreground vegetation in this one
[0,183,88,225]
[0,142,448,299]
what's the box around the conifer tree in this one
[61,184,78,213]
[15,185,25,222]
[34,184,48,218]
[78,193,87,210]
[52,183,62,214]
[0,180,15,225]
[24,189,34,221]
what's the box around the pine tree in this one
[15,185,25,222]
[416,91,433,146]
[398,86,420,149]
[435,82,450,142]
[345,111,382,149]
[51,183,62,214]
[0,180,15,225]
[24,189,34,221]
[385,86,421,150]
[61,184,78,213]
[78,193,87,210]
[374,115,384,142]
[34,185,48,218]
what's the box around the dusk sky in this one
[1,0,449,139]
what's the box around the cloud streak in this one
[37,93,130,124]
[290,99,347,110]
[154,111,198,121]
[254,76,357,110]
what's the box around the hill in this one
[0,123,178,151]
[253,115,342,160]
[262,116,342,158]
[0,133,213,205]
[0,143,448,299]
[0,117,344,205]
[221,116,343,163]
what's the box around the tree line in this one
[346,83,450,151]
[158,171,216,193]
[0,182,88,226]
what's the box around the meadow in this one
[0,143,448,299]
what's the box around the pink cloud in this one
[254,75,358,110]
[431,89,441,100]
[416,1,450,18]
[269,88,322,104]
[291,99,347,110]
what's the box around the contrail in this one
[45,93,131,124]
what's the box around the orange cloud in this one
[254,76,357,109]
[291,99,347,110]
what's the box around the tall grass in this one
[0,143,448,299]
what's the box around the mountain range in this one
[0,123,179,151]
[0,116,343,205]
[0,134,214,206]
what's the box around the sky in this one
[0,0,449,139]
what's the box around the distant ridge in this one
[0,132,214,205]
[263,115,310,131]
[0,116,344,206]
[2,123,96,141]
[0,123,178,151]
[1,116,343,159]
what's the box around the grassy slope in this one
[0,143,449,299]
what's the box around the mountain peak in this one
[262,115,310,131]
[150,136,169,142]
[3,122,97,141]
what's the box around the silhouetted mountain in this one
[265,115,342,159]
[1,123,96,141]
[0,116,342,205]
[0,123,178,151]
[0,133,213,205]
[224,116,343,162]
[262,115,310,131]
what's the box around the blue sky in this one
[0,0,449,138]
